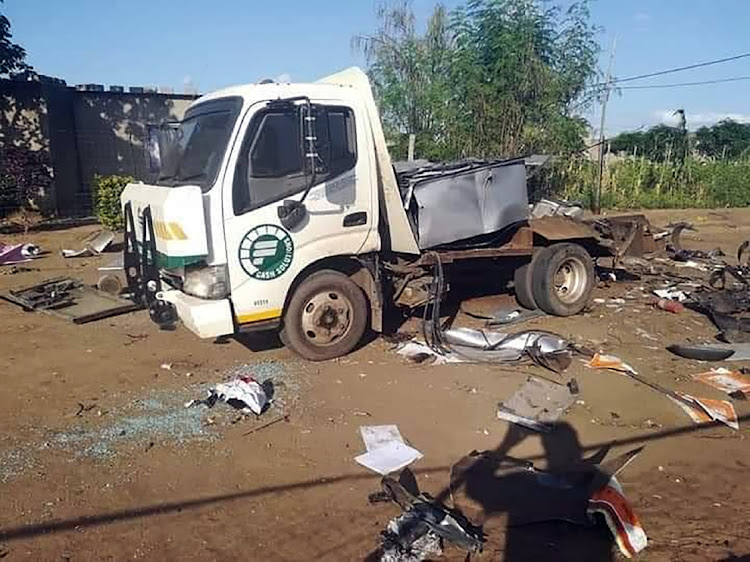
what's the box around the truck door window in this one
[233,104,357,215]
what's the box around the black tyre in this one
[281,270,368,361]
[531,243,594,316]
[513,255,539,310]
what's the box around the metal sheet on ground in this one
[2,279,140,324]
[496,376,575,432]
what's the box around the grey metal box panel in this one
[411,161,529,249]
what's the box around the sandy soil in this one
[1,209,749,561]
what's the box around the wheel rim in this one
[552,257,587,304]
[300,290,354,346]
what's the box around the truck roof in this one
[195,80,358,106]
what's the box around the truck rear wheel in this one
[281,270,368,361]
[513,255,539,310]
[531,243,594,316]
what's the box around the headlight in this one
[183,265,229,300]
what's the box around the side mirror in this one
[278,199,307,230]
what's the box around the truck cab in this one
[122,68,422,359]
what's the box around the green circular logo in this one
[238,224,294,280]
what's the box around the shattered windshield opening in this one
[156,96,242,192]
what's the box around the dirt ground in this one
[1,208,749,561]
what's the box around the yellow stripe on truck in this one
[153,221,188,241]
[167,222,187,240]
[237,309,282,324]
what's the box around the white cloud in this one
[274,73,292,83]
[654,110,750,129]
[182,75,193,86]
[634,11,652,22]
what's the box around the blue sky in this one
[4,0,750,133]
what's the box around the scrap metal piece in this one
[378,469,486,555]
[587,476,648,559]
[589,352,739,430]
[737,239,750,266]
[588,215,662,258]
[711,311,750,343]
[531,215,599,242]
[666,344,735,362]
[400,328,574,371]
[399,159,529,249]
[496,376,576,432]
[448,445,646,558]
[380,514,442,562]
[61,230,115,258]
[693,368,750,396]
[696,343,750,361]
[0,243,41,266]
[1,276,141,323]
[97,274,123,296]
[531,198,584,220]
[2,276,81,310]
[669,222,695,254]
[670,392,739,430]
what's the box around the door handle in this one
[343,212,367,227]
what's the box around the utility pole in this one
[595,37,617,215]
[407,133,416,162]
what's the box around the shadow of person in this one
[450,422,615,562]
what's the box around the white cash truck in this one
[121,68,604,360]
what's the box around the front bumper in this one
[157,288,234,338]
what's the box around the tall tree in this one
[353,2,454,159]
[695,119,750,160]
[610,124,690,162]
[355,0,600,160]
[0,1,28,77]
[450,0,599,157]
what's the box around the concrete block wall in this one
[0,77,197,217]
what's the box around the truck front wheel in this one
[531,243,594,316]
[281,270,369,361]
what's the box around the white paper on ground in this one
[360,425,404,452]
[355,441,423,475]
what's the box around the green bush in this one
[92,174,133,230]
[0,146,54,218]
[539,156,750,210]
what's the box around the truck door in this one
[223,99,374,326]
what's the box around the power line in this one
[591,52,750,88]
[614,52,750,84]
[617,75,750,90]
